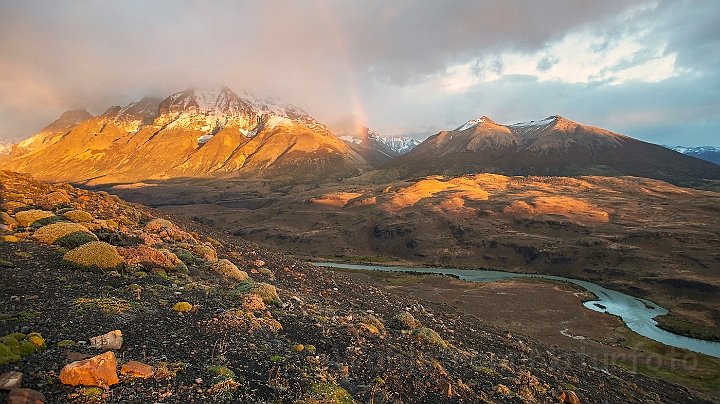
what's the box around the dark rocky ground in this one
[0,171,717,403]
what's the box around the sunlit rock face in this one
[382,115,720,188]
[0,87,371,184]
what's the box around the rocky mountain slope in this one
[668,146,720,166]
[0,88,370,184]
[2,170,717,403]
[381,116,720,189]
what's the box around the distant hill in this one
[667,146,720,166]
[381,116,720,188]
[1,87,371,184]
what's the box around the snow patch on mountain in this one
[667,145,720,165]
[378,136,421,155]
[0,142,11,156]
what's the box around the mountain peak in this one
[455,116,497,131]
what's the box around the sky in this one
[1,0,719,146]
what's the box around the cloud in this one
[0,0,718,147]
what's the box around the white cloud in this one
[442,26,683,93]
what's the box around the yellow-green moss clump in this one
[210,259,249,281]
[235,282,280,304]
[63,241,124,272]
[0,332,46,364]
[33,222,98,248]
[14,209,55,227]
[63,210,94,223]
[409,327,446,347]
[173,302,193,312]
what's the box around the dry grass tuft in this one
[14,209,54,226]
[33,222,96,245]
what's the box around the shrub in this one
[63,210,94,222]
[144,218,175,232]
[173,302,193,312]
[235,282,280,304]
[211,259,249,281]
[1,212,17,226]
[359,315,385,334]
[409,328,446,347]
[191,244,217,262]
[33,222,97,246]
[14,209,54,227]
[388,311,422,330]
[172,247,195,265]
[63,241,124,272]
[257,267,274,278]
[207,365,236,381]
[118,245,177,270]
[241,294,266,311]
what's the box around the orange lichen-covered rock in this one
[59,351,119,387]
[120,361,153,378]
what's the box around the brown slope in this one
[218,119,371,180]
[10,109,93,157]
[382,116,720,188]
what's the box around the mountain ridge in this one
[381,115,720,188]
[0,87,371,184]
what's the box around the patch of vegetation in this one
[74,297,134,314]
[173,301,193,312]
[409,327,446,347]
[388,311,422,330]
[655,315,720,342]
[63,241,124,273]
[359,315,385,334]
[0,332,46,364]
[296,382,353,404]
[235,282,280,304]
[321,254,393,263]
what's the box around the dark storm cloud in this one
[0,0,718,146]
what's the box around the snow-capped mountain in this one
[377,136,421,155]
[1,87,370,183]
[667,146,720,166]
[383,115,720,188]
[154,87,330,140]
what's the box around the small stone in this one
[19,326,30,335]
[89,330,122,350]
[439,380,452,398]
[195,378,203,384]
[6,388,45,404]
[65,352,92,362]
[0,371,23,390]
[120,361,153,378]
[562,390,581,404]
[59,351,119,387]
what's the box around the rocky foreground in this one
[0,171,715,403]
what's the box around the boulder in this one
[6,388,45,404]
[89,330,122,350]
[120,360,154,378]
[0,371,23,390]
[59,351,119,387]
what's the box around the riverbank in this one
[328,266,720,397]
